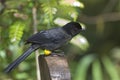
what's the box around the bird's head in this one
[63,22,84,36]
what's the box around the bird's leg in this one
[53,49,64,53]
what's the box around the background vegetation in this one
[0,0,120,80]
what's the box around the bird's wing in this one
[26,30,52,44]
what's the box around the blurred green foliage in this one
[0,0,120,80]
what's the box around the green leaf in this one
[74,54,95,80]
[102,56,120,80]
[0,50,6,59]
[41,0,57,26]
[92,59,103,80]
[15,72,28,79]
[9,21,25,43]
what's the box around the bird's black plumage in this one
[26,28,71,50]
[4,22,83,73]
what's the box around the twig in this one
[32,7,41,80]
[102,0,118,13]
[79,12,120,24]
[32,7,37,34]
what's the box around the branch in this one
[38,55,71,80]
[32,7,41,80]
[32,7,37,34]
[102,0,118,13]
[79,12,120,24]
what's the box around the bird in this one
[4,22,83,73]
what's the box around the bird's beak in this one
[81,25,86,31]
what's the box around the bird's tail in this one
[4,44,39,73]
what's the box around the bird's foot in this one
[50,52,65,57]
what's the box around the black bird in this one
[4,22,83,73]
